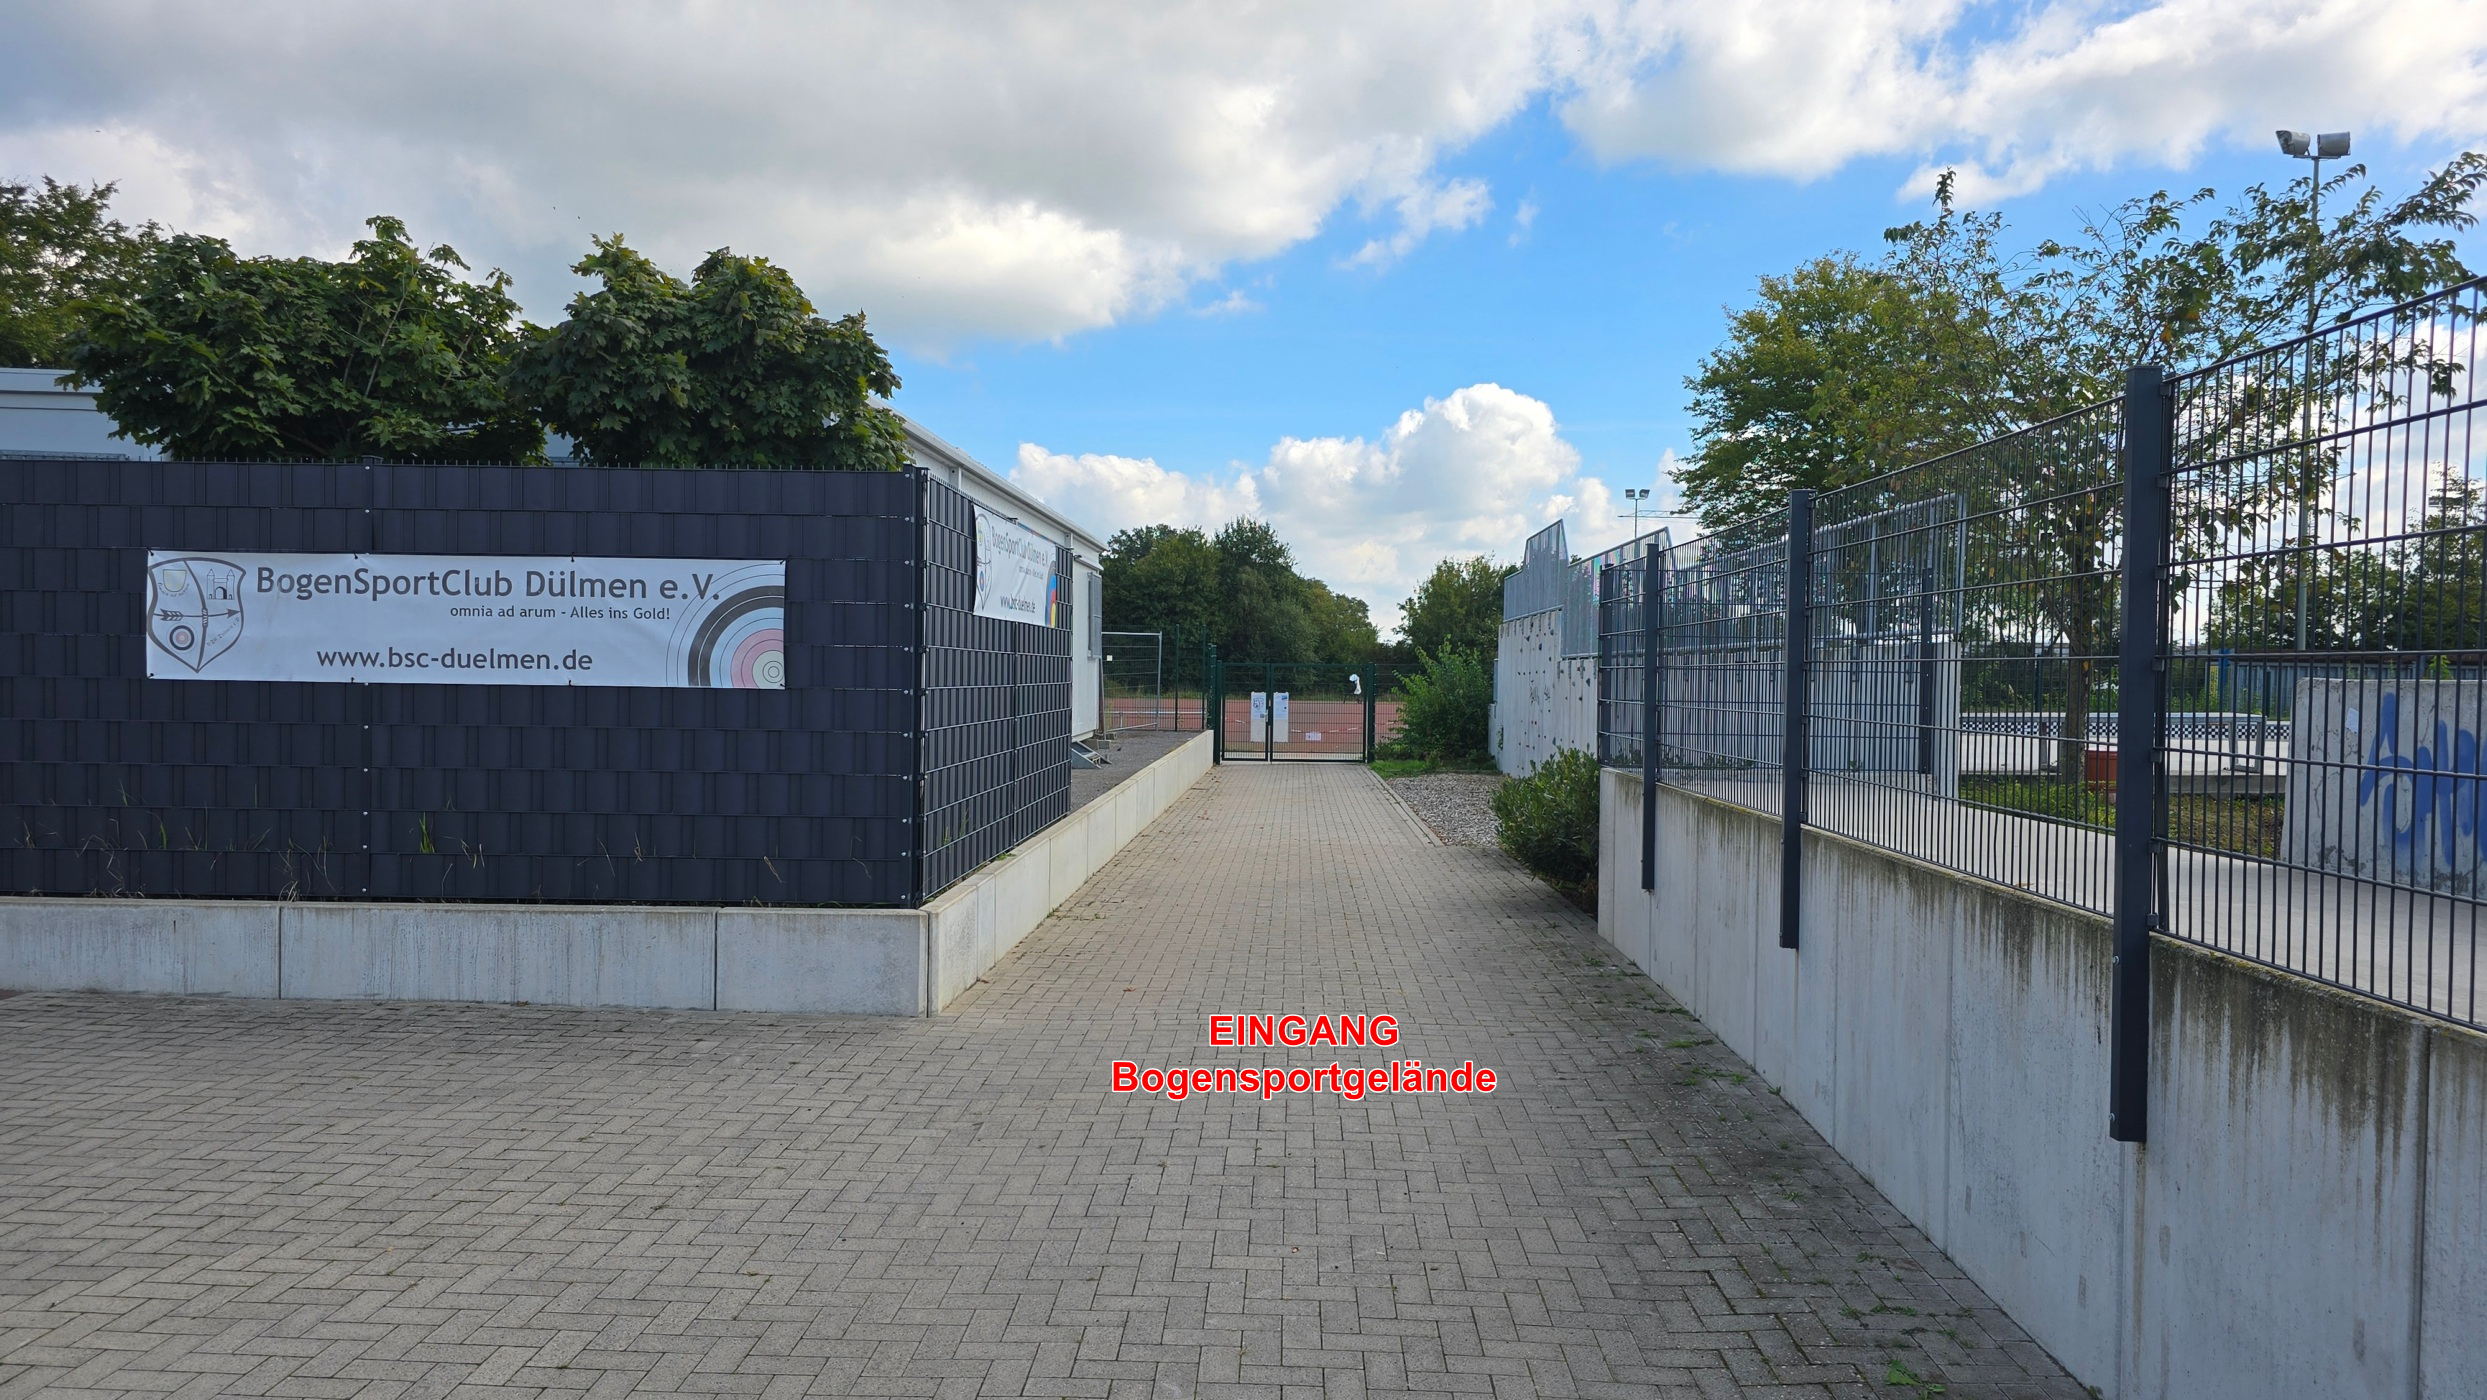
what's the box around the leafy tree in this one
[1682,157,2486,779]
[1212,518,1314,660]
[1304,580,1381,664]
[506,236,907,469]
[67,216,540,460]
[1398,554,1513,658]
[1392,645,1493,763]
[1101,524,1223,647]
[1101,517,1380,666]
[1,178,158,368]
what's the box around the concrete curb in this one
[0,730,1214,1016]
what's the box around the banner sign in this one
[972,505,1061,626]
[145,552,785,688]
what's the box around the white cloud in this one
[3,3,2480,347]
[0,1,1562,347]
[1563,0,2487,195]
[1345,176,1494,268]
[1013,383,1611,634]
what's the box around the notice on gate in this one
[144,552,786,688]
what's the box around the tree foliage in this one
[1098,516,1379,665]
[1,178,157,369]
[66,216,540,460]
[506,236,908,469]
[1398,555,1513,659]
[1679,157,2486,780]
[1392,645,1493,763]
[1681,157,2487,527]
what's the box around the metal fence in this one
[1,459,1071,908]
[1594,277,2487,1114]
[918,476,1074,898]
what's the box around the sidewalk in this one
[0,762,2080,1398]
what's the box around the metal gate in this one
[1209,660,1378,762]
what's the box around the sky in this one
[6,1,2485,632]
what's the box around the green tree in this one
[1213,518,1314,660]
[1,178,158,368]
[1398,554,1513,659]
[1682,158,2486,780]
[67,216,540,460]
[506,235,907,469]
[1304,580,1381,664]
[1101,525,1223,645]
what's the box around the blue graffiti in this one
[2356,691,2487,865]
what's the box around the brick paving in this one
[0,762,2082,1398]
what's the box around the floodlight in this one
[2317,132,2351,159]
[2277,130,2311,156]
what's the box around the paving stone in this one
[0,763,2082,1398]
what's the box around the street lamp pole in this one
[2278,129,2349,654]
[1619,487,1651,534]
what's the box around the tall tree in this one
[1213,518,1314,660]
[1101,525,1223,648]
[506,236,908,469]
[1,178,157,368]
[1398,554,1513,658]
[1680,157,2486,781]
[67,216,540,461]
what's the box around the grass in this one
[1369,756,1500,779]
[1960,775,2285,859]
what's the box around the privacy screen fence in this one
[1,459,1071,908]
[1596,277,2487,1136]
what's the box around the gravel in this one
[1387,770,1505,847]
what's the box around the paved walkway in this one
[0,763,2081,1398]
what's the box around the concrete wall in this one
[1495,610,1597,776]
[0,732,1211,1016]
[1600,768,2487,1400]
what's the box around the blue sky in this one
[902,105,2476,533]
[5,1,2482,629]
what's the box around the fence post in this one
[1916,565,1937,778]
[1208,646,1222,765]
[2111,365,2171,1144]
[1780,489,1814,951]
[1642,546,1661,892]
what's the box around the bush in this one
[1394,645,1492,763]
[1492,747,1601,891]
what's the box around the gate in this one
[1209,660,1378,762]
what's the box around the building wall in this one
[1494,610,1596,775]
[0,367,157,459]
[1599,768,2487,1399]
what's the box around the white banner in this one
[145,552,786,688]
[973,505,1059,626]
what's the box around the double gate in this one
[1209,660,1379,762]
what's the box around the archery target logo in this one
[672,563,785,689]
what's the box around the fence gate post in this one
[2111,365,2171,1144]
[1780,489,1814,951]
[1642,546,1661,892]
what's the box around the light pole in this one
[1619,487,1651,533]
[2278,129,2349,653]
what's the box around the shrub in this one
[1394,645,1492,763]
[1492,747,1601,891]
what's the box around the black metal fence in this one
[1,458,1070,908]
[1596,277,2487,1088]
[919,476,1073,896]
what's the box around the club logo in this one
[148,557,246,672]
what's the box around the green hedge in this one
[1492,747,1600,890]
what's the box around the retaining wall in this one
[0,731,1210,1016]
[1600,767,2486,1400]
